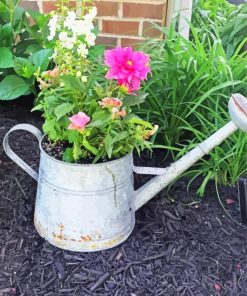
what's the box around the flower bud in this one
[81,76,87,82]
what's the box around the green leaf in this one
[112,131,128,143]
[83,137,99,156]
[73,143,82,160]
[59,75,83,91]
[89,45,105,59]
[122,91,148,107]
[0,75,30,100]
[31,104,43,112]
[27,9,49,28]
[14,57,37,78]
[25,44,43,55]
[0,47,14,68]
[128,117,153,129]
[67,130,77,143]
[0,23,13,47]
[29,48,52,72]
[88,110,112,127]
[54,103,75,120]
[43,119,57,139]
[1,23,13,36]
[63,147,74,163]
[0,2,8,17]
[186,80,242,117]
[94,86,105,97]
[13,6,25,27]
[104,134,113,158]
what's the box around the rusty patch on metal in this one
[52,223,66,240]
[53,232,68,240]
[59,223,64,230]
[81,235,92,241]
[34,216,132,251]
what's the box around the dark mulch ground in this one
[1,101,247,296]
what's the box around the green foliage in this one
[0,75,30,100]
[33,2,155,164]
[35,74,155,163]
[194,0,235,23]
[193,0,247,58]
[220,4,247,58]
[0,0,51,100]
[139,22,247,195]
[0,47,14,68]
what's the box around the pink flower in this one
[111,107,127,119]
[42,67,60,79]
[68,112,90,131]
[99,97,123,108]
[117,109,127,118]
[143,125,159,139]
[104,47,150,92]
[118,77,141,93]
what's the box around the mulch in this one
[1,101,247,296]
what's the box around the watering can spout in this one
[132,93,247,212]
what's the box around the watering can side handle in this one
[3,124,43,182]
[133,165,167,175]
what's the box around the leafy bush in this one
[0,0,52,100]
[139,22,247,195]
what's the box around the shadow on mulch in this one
[0,103,247,296]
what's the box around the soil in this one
[41,138,70,161]
[41,137,116,165]
[1,101,247,296]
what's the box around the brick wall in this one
[20,0,168,47]
[95,0,167,47]
[20,0,193,46]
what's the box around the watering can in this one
[3,93,247,252]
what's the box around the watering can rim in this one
[39,134,133,167]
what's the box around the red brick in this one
[20,0,39,11]
[96,36,118,48]
[123,3,165,19]
[102,20,139,36]
[43,1,75,13]
[121,38,144,49]
[143,21,162,38]
[94,1,118,16]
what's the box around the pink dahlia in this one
[68,112,90,131]
[104,47,150,92]
[118,77,141,93]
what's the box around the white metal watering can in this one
[3,94,247,252]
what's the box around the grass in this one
[138,21,247,195]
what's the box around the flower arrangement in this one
[34,0,158,163]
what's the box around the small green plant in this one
[0,0,52,100]
[138,22,247,195]
[34,0,157,163]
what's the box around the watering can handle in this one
[3,124,43,182]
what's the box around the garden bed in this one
[0,103,247,296]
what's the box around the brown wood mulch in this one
[0,102,247,296]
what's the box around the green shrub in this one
[139,22,247,195]
[0,0,52,100]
